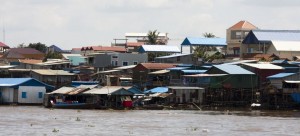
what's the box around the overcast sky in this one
[1,0,300,49]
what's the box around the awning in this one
[144,87,168,93]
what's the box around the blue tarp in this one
[181,70,207,74]
[144,87,168,93]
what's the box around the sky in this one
[1,0,300,50]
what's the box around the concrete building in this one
[226,20,258,58]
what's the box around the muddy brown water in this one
[0,106,300,136]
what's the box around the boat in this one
[50,100,96,109]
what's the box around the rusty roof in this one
[0,42,9,48]
[139,63,176,70]
[19,59,43,64]
[229,20,257,30]
[126,42,144,47]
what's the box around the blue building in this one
[0,78,54,104]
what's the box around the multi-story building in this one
[226,20,258,58]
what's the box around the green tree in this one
[147,30,159,45]
[43,52,63,62]
[203,32,216,38]
[27,42,47,53]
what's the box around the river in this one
[0,106,299,136]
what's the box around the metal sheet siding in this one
[1,88,14,103]
[18,86,46,104]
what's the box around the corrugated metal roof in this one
[0,42,9,48]
[272,40,300,51]
[139,63,176,70]
[113,65,136,70]
[267,73,296,79]
[32,70,75,76]
[181,37,227,46]
[155,53,192,59]
[224,60,258,65]
[214,64,255,74]
[167,67,189,71]
[139,45,180,53]
[243,30,300,44]
[149,69,170,74]
[83,86,125,94]
[144,87,168,93]
[242,63,284,70]
[127,87,144,95]
[271,59,288,64]
[0,78,32,86]
[181,70,207,74]
[0,78,54,89]
[49,87,75,94]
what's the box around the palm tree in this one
[203,32,216,38]
[147,30,159,45]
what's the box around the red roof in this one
[139,63,176,70]
[0,42,10,48]
[72,48,81,51]
[81,46,126,52]
[229,20,257,30]
[126,42,144,47]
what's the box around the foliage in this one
[27,42,48,53]
[43,52,63,62]
[148,52,165,62]
[203,32,216,38]
[147,30,159,45]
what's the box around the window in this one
[231,31,242,39]
[111,61,114,66]
[0,91,2,97]
[112,56,118,59]
[22,92,27,98]
[247,48,254,53]
[38,92,43,99]
[115,61,118,66]
[133,61,138,65]
[123,61,128,66]
[177,56,180,61]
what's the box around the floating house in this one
[0,78,54,104]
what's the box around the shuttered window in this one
[22,92,27,98]
[38,92,43,98]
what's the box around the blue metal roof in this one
[144,87,168,93]
[0,78,54,89]
[127,87,144,95]
[271,59,288,64]
[181,70,207,74]
[181,37,227,46]
[155,53,192,59]
[267,73,296,79]
[213,64,255,75]
[243,30,300,44]
[138,45,180,53]
[167,67,189,71]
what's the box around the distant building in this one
[0,42,10,54]
[1,48,45,64]
[242,30,300,60]
[62,54,87,66]
[155,53,198,64]
[226,20,258,58]
[81,46,126,56]
[0,78,54,104]
[30,70,76,88]
[181,37,227,54]
[92,53,147,71]
[71,48,82,54]
[125,33,169,45]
